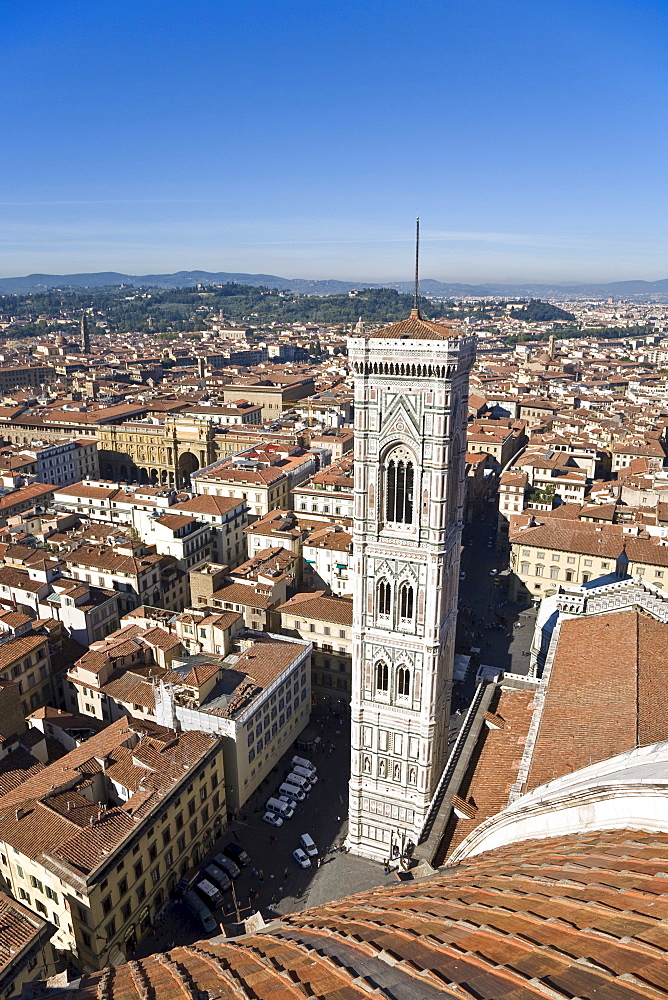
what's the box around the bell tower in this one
[347,311,476,861]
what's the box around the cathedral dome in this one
[52,823,668,1000]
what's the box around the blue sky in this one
[1,0,667,283]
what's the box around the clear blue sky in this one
[1,0,667,283]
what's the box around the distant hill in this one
[1,270,668,301]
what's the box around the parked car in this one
[202,863,231,893]
[292,847,311,869]
[263,811,284,827]
[459,571,466,581]
[184,891,217,933]
[300,833,318,858]
[213,853,240,879]
[223,843,250,867]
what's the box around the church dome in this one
[54,824,668,1000]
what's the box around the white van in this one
[266,796,294,819]
[279,781,306,801]
[292,765,317,784]
[194,878,224,910]
[286,771,310,792]
[291,756,316,775]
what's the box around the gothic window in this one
[377,579,391,617]
[385,449,414,524]
[399,583,414,621]
[375,661,389,692]
[397,667,411,697]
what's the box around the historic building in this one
[97,415,218,486]
[347,310,476,861]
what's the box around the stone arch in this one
[375,660,389,692]
[178,451,199,487]
[377,578,392,617]
[397,665,411,697]
[383,444,415,525]
[398,581,414,621]
[149,468,159,485]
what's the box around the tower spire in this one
[411,216,421,318]
[80,311,90,354]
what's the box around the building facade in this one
[347,313,475,861]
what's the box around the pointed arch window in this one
[385,450,414,524]
[375,661,389,692]
[377,579,391,618]
[399,583,414,621]
[397,667,411,697]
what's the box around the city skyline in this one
[2,0,667,282]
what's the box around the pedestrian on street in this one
[283,867,289,880]
[259,869,264,881]
[232,831,240,843]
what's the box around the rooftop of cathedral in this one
[32,817,668,1000]
[363,308,462,341]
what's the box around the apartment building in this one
[0,892,58,997]
[192,464,289,521]
[291,457,354,521]
[466,418,527,469]
[0,483,56,526]
[63,540,187,613]
[131,511,212,572]
[497,469,529,544]
[277,591,352,704]
[302,524,352,596]
[23,439,100,487]
[0,629,52,716]
[0,559,119,649]
[189,554,293,631]
[154,633,311,813]
[509,514,668,601]
[0,718,226,972]
[169,494,248,567]
[66,625,184,724]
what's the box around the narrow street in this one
[455,501,536,708]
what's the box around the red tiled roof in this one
[526,609,668,792]
[365,313,459,341]
[64,828,668,1000]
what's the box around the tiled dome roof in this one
[61,828,668,1000]
[365,310,458,341]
